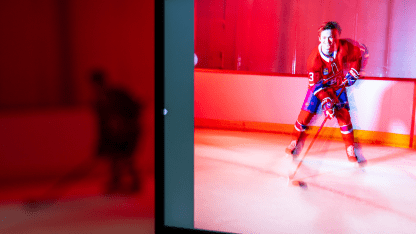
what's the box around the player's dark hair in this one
[318,21,342,36]
[91,69,105,87]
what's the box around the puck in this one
[292,180,307,189]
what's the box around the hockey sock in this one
[341,130,354,148]
[292,120,307,141]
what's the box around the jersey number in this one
[308,72,314,86]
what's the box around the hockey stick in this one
[289,86,346,181]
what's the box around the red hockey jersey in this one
[307,39,362,96]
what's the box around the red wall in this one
[69,0,155,104]
[0,0,154,107]
[195,0,416,78]
[0,0,61,107]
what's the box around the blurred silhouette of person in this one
[91,69,143,194]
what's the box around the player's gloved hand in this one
[341,68,359,87]
[321,97,335,119]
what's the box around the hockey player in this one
[285,21,363,163]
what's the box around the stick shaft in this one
[289,117,328,180]
[289,86,346,180]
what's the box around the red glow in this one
[0,2,155,231]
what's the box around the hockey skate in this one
[285,139,305,159]
[347,144,367,167]
[346,145,358,162]
[285,140,297,156]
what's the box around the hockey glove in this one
[321,97,335,119]
[342,68,359,87]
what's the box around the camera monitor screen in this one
[158,0,416,233]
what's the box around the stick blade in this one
[22,197,57,212]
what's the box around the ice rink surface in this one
[194,128,416,234]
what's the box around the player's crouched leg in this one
[336,108,359,163]
[286,110,314,156]
[340,123,358,162]
[285,121,306,155]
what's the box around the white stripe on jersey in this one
[318,43,337,63]
[340,129,353,134]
